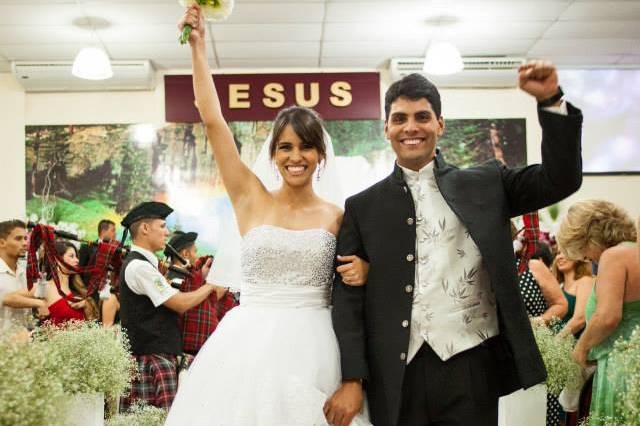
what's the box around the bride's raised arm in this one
[179,6,267,214]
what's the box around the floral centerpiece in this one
[34,321,137,399]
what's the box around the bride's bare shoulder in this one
[317,200,343,235]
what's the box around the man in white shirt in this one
[118,201,217,411]
[0,220,48,331]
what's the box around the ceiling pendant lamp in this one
[422,41,464,75]
[72,47,113,80]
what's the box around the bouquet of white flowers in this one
[609,324,640,424]
[179,0,234,44]
[531,319,583,396]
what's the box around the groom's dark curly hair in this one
[385,73,442,120]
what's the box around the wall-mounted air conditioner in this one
[389,57,525,88]
[11,60,156,92]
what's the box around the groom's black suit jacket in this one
[332,103,583,425]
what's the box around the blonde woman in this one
[558,200,640,424]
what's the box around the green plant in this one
[547,203,561,222]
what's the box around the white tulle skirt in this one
[165,305,370,426]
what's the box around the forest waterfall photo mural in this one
[25,118,525,255]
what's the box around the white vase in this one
[63,392,104,426]
[498,383,547,426]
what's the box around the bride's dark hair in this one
[269,106,326,162]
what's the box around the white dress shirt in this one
[124,245,178,307]
[0,257,29,330]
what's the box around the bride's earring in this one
[316,162,324,181]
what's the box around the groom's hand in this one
[518,60,559,103]
[323,379,364,426]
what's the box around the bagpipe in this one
[163,245,214,290]
[515,211,555,274]
[26,222,191,299]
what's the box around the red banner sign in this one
[164,72,381,123]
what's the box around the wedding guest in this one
[33,241,99,325]
[559,200,640,424]
[0,220,46,330]
[552,252,594,338]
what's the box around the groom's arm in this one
[332,197,369,381]
[501,62,583,216]
[500,102,583,217]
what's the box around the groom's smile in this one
[385,97,445,171]
[400,137,425,146]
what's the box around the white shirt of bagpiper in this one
[124,245,177,307]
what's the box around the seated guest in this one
[118,202,218,411]
[558,200,640,425]
[31,241,99,325]
[0,220,48,330]
[165,231,236,356]
[552,252,594,338]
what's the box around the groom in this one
[325,61,583,425]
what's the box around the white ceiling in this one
[0,0,639,73]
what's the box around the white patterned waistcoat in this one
[401,160,499,363]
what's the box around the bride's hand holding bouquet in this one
[178,0,234,44]
[178,4,207,48]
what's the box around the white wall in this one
[1,70,638,225]
[0,73,25,221]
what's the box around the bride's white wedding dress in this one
[165,225,370,425]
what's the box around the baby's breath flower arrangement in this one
[0,327,65,426]
[608,325,640,425]
[106,403,168,426]
[35,321,137,399]
[578,415,624,426]
[178,0,235,44]
[531,319,583,396]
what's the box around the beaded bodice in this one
[239,225,337,308]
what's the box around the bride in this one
[166,5,370,426]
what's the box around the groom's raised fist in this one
[518,60,559,103]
